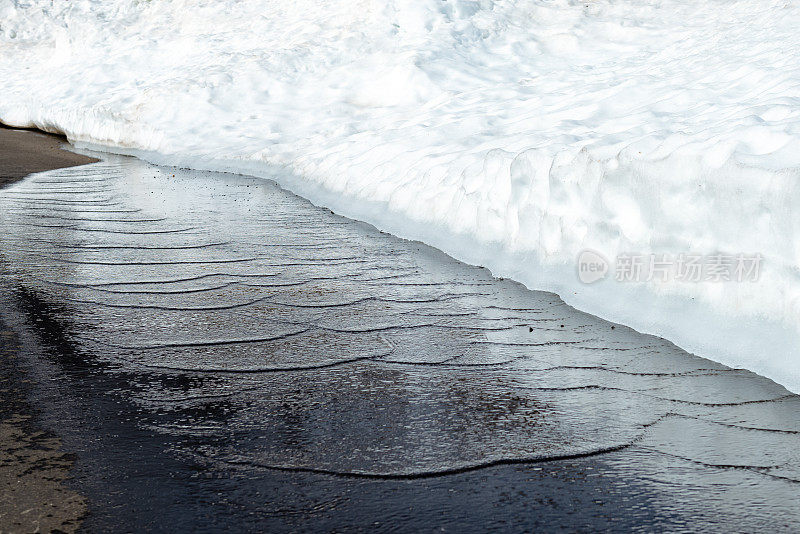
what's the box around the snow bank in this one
[1,0,799,391]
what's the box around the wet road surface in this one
[0,155,798,531]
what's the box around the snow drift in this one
[1,0,799,391]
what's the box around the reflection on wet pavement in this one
[0,156,798,531]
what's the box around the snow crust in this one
[1,0,799,391]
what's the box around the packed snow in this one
[1,0,799,391]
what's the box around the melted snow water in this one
[0,155,798,531]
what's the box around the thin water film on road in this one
[0,155,798,531]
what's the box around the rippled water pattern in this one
[0,157,798,531]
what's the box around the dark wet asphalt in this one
[0,155,798,532]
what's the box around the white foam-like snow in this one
[1,0,799,391]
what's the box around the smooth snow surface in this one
[1,0,799,391]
